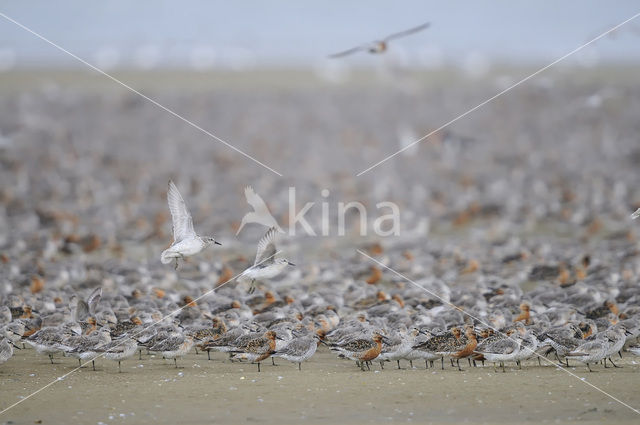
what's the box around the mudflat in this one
[1,347,639,424]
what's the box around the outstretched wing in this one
[167,180,196,243]
[328,45,367,58]
[254,227,277,265]
[245,186,271,214]
[383,22,430,42]
[87,287,102,315]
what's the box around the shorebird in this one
[328,22,430,58]
[241,227,295,294]
[229,330,277,372]
[146,333,195,368]
[377,328,419,369]
[0,338,19,364]
[272,331,320,370]
[473,333,522,373]
[94,337,138,372]
[26,322,82,364]
[64,327,112,370]
[330,332,388,371]
[160,180,221,269]
[236,186,283,235]
[566,334,610,372]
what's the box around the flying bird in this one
[328,22,430,58]
[160,180,221,269]
[241,227,295,294]
[236,186,283,235]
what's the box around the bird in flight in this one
[328,22,430,58]
[236,186,283,235]
[161,180,221,269]
[241,227,294,294]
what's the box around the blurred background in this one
[1,1,640,69]
[0,1,639,265]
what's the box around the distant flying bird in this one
[160,180,221,269]
[328,22,430,58]
[236,186,283,235]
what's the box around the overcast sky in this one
[0,1,639,69]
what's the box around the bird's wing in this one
[383,22,430,42]
[245,186,270,214]
[87,287,102,315]
[167,180,196,243]
[328,45,367,58]
[254,227,277,265]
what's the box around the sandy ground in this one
[1,347,639,425]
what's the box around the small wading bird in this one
[161,180,221,269]
[241,227,295,294]
[328,22,430,58]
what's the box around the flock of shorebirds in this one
[2,183,640,374]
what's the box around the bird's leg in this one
[517,360,521,369]
[441,357,444,370]
[538,357,541,366]
[467,358,471,366]
[194,347,198,355]
[78,359,81,366]
[450,358,455,367]
[379,361,384,370]
[409,360,413,368]
[174,358,178,368]
[456,358,462,372]
[565,358,569,367]
[207,350,211,361]
[272,357,276,366]
[604,358,609,368]
[397,360,401,369]
[257,362,261,372]
[174,258,179,270]
[139,349,142,360]
[618,350,623,359]
[92,360,96,371]
[49,354,54,364]
[501,362,506,373]
[609,357,622,368]
[493,362,497,373]
[430,360,434,368]
[366,362,370,371]
[425,360,428,369]
[587,363,594,372]
[118,360,122,373]
[298,362,302,371]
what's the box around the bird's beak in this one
[625,330,633,336]
[276,336,285,341]
[215,241,222,245]
[287,261,295,266]
[12,343,21,350]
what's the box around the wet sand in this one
[1,347,639,424]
